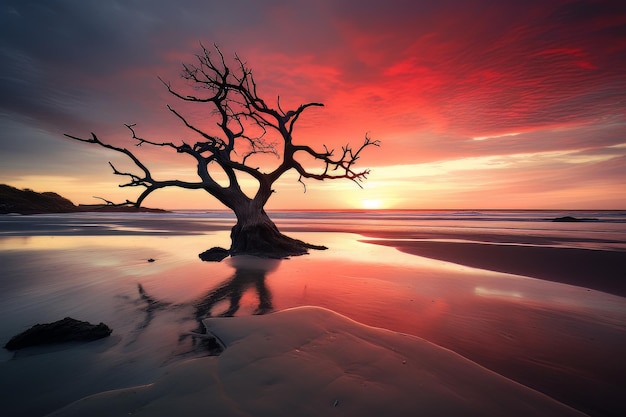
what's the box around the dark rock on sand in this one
[551,216,597,222]
[4,317,112,351]
[199,247,230,262]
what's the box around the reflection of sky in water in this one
[1,230,623,342]
[0,214,624,416]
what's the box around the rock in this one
[551,216,597,222]
[199,247,230,262]
[4,317,112,351]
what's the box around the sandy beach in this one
[0,211,624,417]
[49,307,587,417]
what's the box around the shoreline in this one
[361,237,626,298]
[2,213,625,416]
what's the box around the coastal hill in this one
[0,184,166,214]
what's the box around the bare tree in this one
[65,44,379,259]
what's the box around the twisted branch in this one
[64,131,215,207]
[291,135,380,188]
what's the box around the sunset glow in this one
[362,199,383,210]
[0,0,625,209]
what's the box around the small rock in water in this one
[199,247,230,262]
[147,258,156,262]
[4,317,112,351]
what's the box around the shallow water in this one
[0,211,625,416]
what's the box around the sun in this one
[362,199,383,210]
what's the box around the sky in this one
[1,0,625,210]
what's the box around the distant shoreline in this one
[0,184,167,215]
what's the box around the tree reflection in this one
[194,256,279,322]
[130,256,280,349]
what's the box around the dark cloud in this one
[1,1,144,132]
[0,113,117,178]
[548,0,626,23]
[0,1,343,148]
[2,1,156,73]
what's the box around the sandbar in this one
[361,237,626,297]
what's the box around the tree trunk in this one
[229,201,326,258]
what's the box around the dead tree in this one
[65,44,379,258]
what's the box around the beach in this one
[0,210,624,416]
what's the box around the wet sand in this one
[1,213,625,416]
[362,238,626,297]
[355,233,626,416]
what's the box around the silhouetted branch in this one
[64,131,218,207]
[287,102,324,135]
[291,134,380,188]
[92,196,135,206]
[124,123,181,150]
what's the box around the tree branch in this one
[64,130,222,207]
[91,196,132,206]
[287,102,324,135]
[165,106,226,154]
[289,135,380,188]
